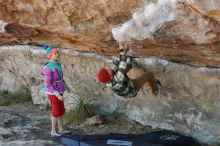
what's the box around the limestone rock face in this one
[1,0,220,145]
[0,45,220,144]
[0,0,220,67]
[0,0,144,55]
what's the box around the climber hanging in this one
[97,44,161,98]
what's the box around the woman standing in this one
[42,45,70,137]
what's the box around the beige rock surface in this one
[0,45,220,144]
[0,0,220,67]
[1,0,220,144]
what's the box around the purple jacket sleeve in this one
[43,66,57,94]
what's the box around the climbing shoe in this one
[152,80,161,95]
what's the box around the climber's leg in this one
[132,71,160,95]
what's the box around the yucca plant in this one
[64,91,96,125]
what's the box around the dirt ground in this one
[0,103,214,146]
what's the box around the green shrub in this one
[64,87,97,125]
[64,96,96,125]
[0,86,31,106]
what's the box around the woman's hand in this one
[57,94,64,101]
[54,92,64,101]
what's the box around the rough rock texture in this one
[0,45,220,144]
[1,0,220,145]
[0,0,145,55]
[0,0,220,67]
[0,103,63,146]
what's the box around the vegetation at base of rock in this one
[38,103,51,112]
[64,96,96,125]
[0,86,32,106]
[103,113,118,125]
[64,87,97,125]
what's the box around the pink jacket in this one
[43,61,66,95]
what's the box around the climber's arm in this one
[111,44,131,74]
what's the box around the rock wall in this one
[0,45,220,144]
[1,0,220,145]
[1,0,220,67]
